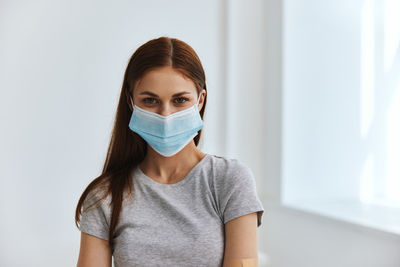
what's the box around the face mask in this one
[128,93,203,157]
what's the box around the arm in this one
[222,212,259,267]
[76,232,112,267]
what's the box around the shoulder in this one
[208,154,254,187]
[82,188,112,216]
[208,154,264,226]
[79,188,112,241]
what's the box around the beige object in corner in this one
[229,258,258,267]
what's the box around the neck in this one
[140,141,206,181]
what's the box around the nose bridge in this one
[159,100,172,116]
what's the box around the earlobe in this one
[128,100,133,112]
[197,100,203,112]
[196,91,203,112]
[128,95,134,112]
[197,89,206,110]
[125,91,133,111]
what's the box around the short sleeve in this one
[79,191,110,241]
[218,160,265,227]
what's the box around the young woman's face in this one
[132,66,204,116]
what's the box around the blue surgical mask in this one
[128,93,203,157]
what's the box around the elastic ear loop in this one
[130,96,134,111]
[195,91,204,112]
[196,91,202,105]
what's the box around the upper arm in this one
[76,232,112,267]
[222,212,259,267]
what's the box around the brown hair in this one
[74,36,207,251]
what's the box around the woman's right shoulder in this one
[82,187,112,211]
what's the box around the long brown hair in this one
[74,36,207,251]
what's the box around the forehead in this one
[133,66,197,96]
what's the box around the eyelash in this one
[143,97,189,104]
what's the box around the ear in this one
[197,89,206,112]
[126,90,133,112]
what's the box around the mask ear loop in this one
[196,91,202,106]
[130,96,134,112]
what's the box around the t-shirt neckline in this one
[135,153,211,187]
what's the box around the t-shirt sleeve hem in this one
[223,207,265,227]
[79,225,109,241]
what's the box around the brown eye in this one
[174,97,189,104]
[143,98,158,104]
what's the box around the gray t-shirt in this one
[79,153,265,267]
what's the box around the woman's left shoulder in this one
[208,154,254,184]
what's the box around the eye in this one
[143,98,158,104]
[174,97,189,104]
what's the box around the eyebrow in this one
[139,91,192,97]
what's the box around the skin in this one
[77,65,259,266]
[222,212,259,267]
[129,65,207,185]
[76,233,111,267]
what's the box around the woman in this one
[75,36,264,267]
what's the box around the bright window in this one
[282,0,400,235]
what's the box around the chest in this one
[112,184,225,267]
